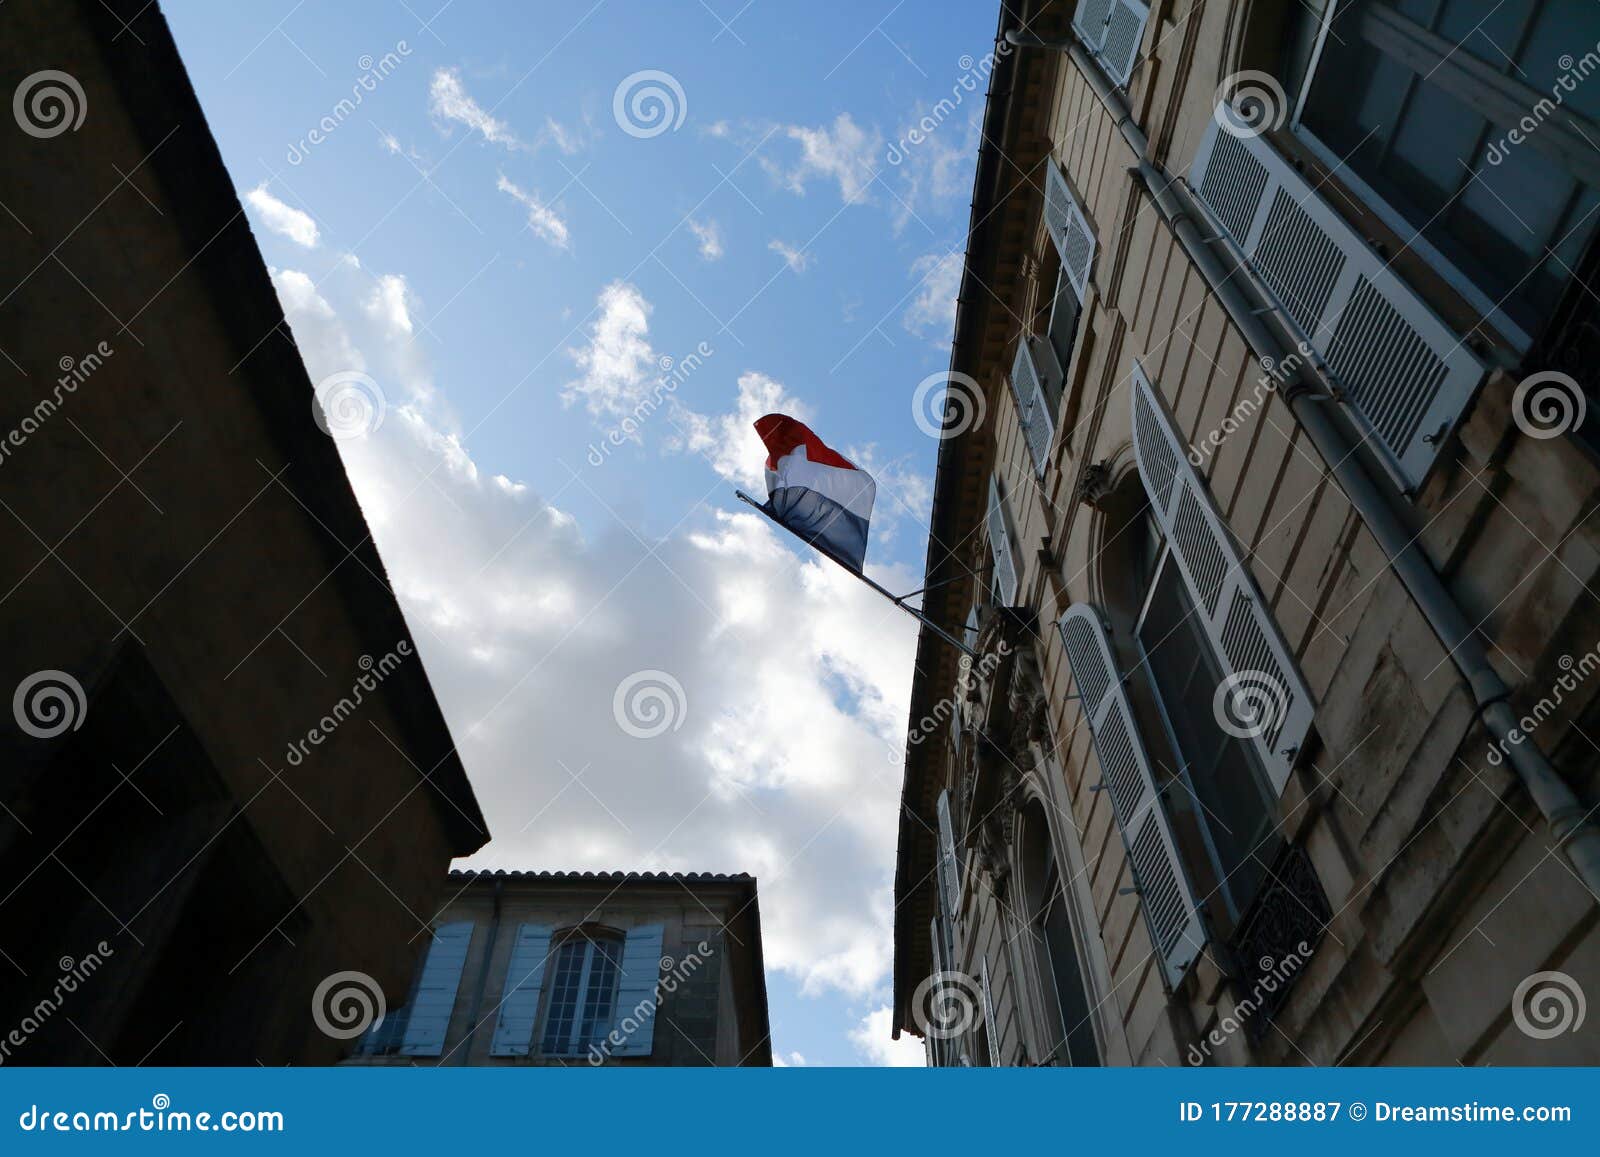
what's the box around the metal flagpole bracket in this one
[734,490,980,658]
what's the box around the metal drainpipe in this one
[1006,29,1600,895]
[457,877,503,1064]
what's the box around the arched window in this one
[1019,802,1099,1067]
[538,927,624,1057]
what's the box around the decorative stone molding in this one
[1075,459,1115,510]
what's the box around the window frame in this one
[536,927,626,1058]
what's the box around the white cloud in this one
[889,105,978,233]
[497,175,571,251]
[768,239,811,273]
[244,184,320,248]
[688,218,725,261]
[270,266,928,1028]
[777,113,882,204]
[675,371,808,490]
[564,281,657,422]
[541,116,582,155]
[771,1050,807,1066]
[849,1006,926,1066]
[902,250,962,342]
[364,273,415,336]
[429,68,518,147]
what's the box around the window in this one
[1019,803,1099,1067]
[1135,524,1281,924]
[538,929,624,1057]
[358,921,475,1057]
[987,475,1020,606]
[1292,0,1600,345]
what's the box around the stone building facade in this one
[894,0,1600,1066]
[344,870,772,1066]
[0,0,487,1063]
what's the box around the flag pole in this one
[735,490,980,658]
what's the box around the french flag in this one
[755,414,876,572]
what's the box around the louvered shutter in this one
[611,924,664,1057]
[1132,364,1314,795]
[1190,104,1486,489]
[927,916,946,1066]
[1072,0,1149,86]
[1043,161,1096,302]
[490,923,552,1056]
[1058,604,1204,989]
[1010,336,1058,474]
[987,476,1019,606]
[936,788,962,916]
[980,957,1001,1067]
[398,921,474,1056]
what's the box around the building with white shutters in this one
[893,0,1600,1066]
[345,870,771,1066]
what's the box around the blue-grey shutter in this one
[1043,161,1096,302]
[980,957,1001,1067]
[1011,336,1061,474]
[610,924,664,1057]
[1058,604,1205,990]
[1189,104,1486,490]
[935,788,962,916]
[1131,364,1315,794]
[1072,0,1149,86]
[987,476,1019,606]
[490,923,552,1056]
[398,921,474,1056]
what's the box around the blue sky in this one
[164,0,994,1065]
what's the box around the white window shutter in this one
[987,476,1019,606]
[1009,336,1059,474]
[1072,0,1148,87]
[1189,104,1485,490]
[1043,161,1096,302]
[1131,365,1315,794]
[1058,604,1205,989]
[490,923,552,1056]
[936,788,962,916]
[610,924,664,1057]
[398,921,474,1056]
[980,957,1001,1067]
